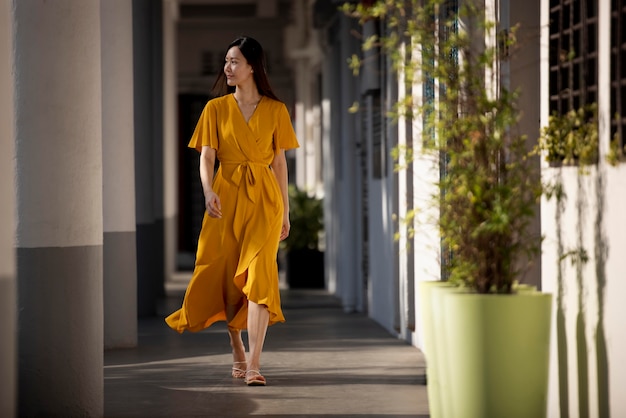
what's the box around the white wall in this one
[602,165,626,417]
[542,165,626,418]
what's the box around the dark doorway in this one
[177,93,209,270]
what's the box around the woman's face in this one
[224,46,253,87]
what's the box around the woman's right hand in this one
[205,191,222,218]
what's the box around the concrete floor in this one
[104,289,429,418]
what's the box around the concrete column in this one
[338,15,363,312]
[294,60,308,189]
[13,1,103,416]
[289,0,308,190]
[163,0,178,285]
[386,47,405,341]
[0,1,16,416]
[133,0,165,316]
[102,0,138,349]
[321,44,338,294]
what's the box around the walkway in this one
[104,288,430,417]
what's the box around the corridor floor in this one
[104,289,429,418]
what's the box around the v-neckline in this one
[232,94,263,125]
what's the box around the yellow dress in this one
[166,94,299,332]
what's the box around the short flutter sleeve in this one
[273,103,299,154]
[188,100,219,153]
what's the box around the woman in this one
[166,36,299,386]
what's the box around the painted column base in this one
[104,231,137,349]
[18,246,103,417]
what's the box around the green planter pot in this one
[418,281,456,418]
[431,284,465,418]
[442,291,553,418]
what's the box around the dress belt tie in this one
[221,160,277,242]
[225,161,270,203]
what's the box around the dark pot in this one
[286,248,324,289]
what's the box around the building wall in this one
[316,2,436,339]
[177,16,294,104]
[323,15,364,311]
[541,1,626,417]
[541,167,626,418]
[318,10,626,418]
[540,1,626,417]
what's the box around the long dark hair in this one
[212,36,280,101]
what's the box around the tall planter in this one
[442,292,553,418]
[418,281,457,418]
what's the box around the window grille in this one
[548,0,598,114]
[611,0,626,154]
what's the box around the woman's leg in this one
[227,304,247,377]
[246,300,270,383]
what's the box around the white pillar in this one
[288,0,308,190]
[0,1,16,415]
[294,60,308,189]
[102,0,138,349]
[288,0,323,194]
[321,55,338,293]
[163,0,179,283]
[13,1,103,416]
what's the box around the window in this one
[611,0,626,154]
[201,51,215,76]
[548,0,598,114]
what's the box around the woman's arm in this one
[200,145,221,218]
[271,149,290,241]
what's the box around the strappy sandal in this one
[245,369,266,386]
[232,361,247,379]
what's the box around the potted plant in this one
[281,185,324,288]
[344,1,551,417]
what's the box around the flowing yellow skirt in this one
[165,164,285,332]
